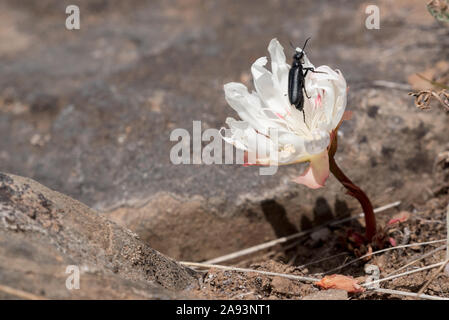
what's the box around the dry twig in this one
[417,259,449,296]
[409,89,449,112]
[363,261,445,288]
[374,288,449,301]
[0,284,47,300]
[322,239,446,275]
[372,80,412,91]
[427,0,449,22]
[180,261,320,283]
[385,245,445,277]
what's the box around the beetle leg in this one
[304,67,327,75]
[302,69,312,99]
[303,85,311,99]
[303,68,311,78]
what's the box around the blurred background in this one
[0,0,448,264]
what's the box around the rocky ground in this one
[0,172,200,299]
[0,0,448,299]
[193,153,449,299]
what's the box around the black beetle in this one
[288,37,323,122]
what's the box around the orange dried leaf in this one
[315,274,365,293]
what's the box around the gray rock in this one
[0,0,447,261]
[0,172,198,299]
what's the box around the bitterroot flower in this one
[221,38,379,243]
[221,38,349,188]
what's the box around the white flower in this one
[221,38,349,188]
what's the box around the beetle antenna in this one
[302,37,311,51]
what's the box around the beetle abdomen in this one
[288,66,304,111]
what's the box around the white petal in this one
[320,82,336,127]
[221,39,348,167]
[221,118,249,150]
[331,95,347,129]
[330,70,348,129]
[312,65,340,81]
[278,132,307,159]
[268,38,290,97]
[301,51,314,69]
[245,129,278,164]
[304,129,330,155]
[224,82,278,135]
[251,57,290,116]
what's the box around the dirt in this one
[194,147,449,300]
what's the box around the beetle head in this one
[294,49,305,63]
[291,37,311,64]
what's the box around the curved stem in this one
[329,156,377,242]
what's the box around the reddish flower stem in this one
[329,156,377,242]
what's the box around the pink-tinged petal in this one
[314,93,322,109]
[293,151,329,189]
[389,237,397,247]
[387,211,410,225]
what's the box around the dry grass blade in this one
[295,252,349,271]
[416,73,449,90]
[322,239,446,275]
[417,259,449,296]
[374,288,449,301]
[372,80,412,91]
[203,229,311,265]
[0,284,48,300]
[363,261,445,288]
[385,245,445,277]
[235,238,304,267]
[416,205,449,295]
[180,261,320,283]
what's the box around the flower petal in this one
[268,38,290,97]
[307,66,347,131]
[293,151,329,189]
[304,130,330,155]
[221,39,348,171]
[220,118,250,150]
[330,70,348,129]
[312,65,340,81]
[251,57,290,116]
[224,82,273,135]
